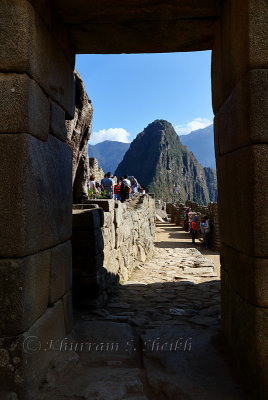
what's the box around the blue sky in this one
[75,51,213,145]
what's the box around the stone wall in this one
[169,201,221,251]
[72,195,155,306]
[212,2,268,396]
[0,1,75,398]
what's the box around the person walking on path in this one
[190,215,198,244]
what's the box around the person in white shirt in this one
[88,175,96,191]
[131,176,138,195]
[140,186,146,194]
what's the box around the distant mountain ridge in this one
[88,140,130,173]
[180,124,216,169]
[115,120,217,204]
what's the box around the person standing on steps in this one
[131,176,138,196]
[190,215,198,244]
[120,174,131,202]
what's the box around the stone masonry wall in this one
[72,195,155,306]
[169,201,221,250]
[0,1,75,398]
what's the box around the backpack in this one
[120,180,129,195]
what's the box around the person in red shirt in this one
[191,215,198,244]
[114,177,123,201]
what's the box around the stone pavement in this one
[37,223,250,400]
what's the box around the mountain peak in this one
[147,119,172,128]
[115,120,217,204]
[144,119,175,134]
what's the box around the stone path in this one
[37,223,250,400]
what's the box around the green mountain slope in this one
[115,120,217,204]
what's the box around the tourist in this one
[95,182,101,194]
[114,177,122,201]
[131,176,138,195]
[101,172,114,199]
[183,209,190,232]
[140,186,146,194]
[190,215,198,244]
[88,174,96,192]
[200,217,206,245]
[120,174,131,202]
[203,216,210,248]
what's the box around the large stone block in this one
[0,0,75,117]
[49,241,72,304]
[102,224,115,250]
[216,144,268,257]
[0,301,66,398]
[0,73,49,141]
[0,249,50,337]
[214,69,268,155]
[221,269,268,398]
[72,208,104,231]
[50,100,67,142]
[85,199,115,212]
[221,244,268,307]
[103,248,119,275]
[115,225,124,249]
[103,210,114,227]
[114,201,126,227]
[0,133,72,257]
[54,0,222,23]
[73,252,104,277]
[72,229,104,256]
[212,0,268,112]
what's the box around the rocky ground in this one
[37,223,250,400]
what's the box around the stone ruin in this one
[0,1,267,399]
[72,196,155,307]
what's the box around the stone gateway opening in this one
[0,1,267,399]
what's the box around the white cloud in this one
[89,128,131,145]
[175,118,212,135]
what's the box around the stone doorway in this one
[0,1,267,399]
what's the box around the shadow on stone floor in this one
[36,229,250,400]
[35,279,251,400]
